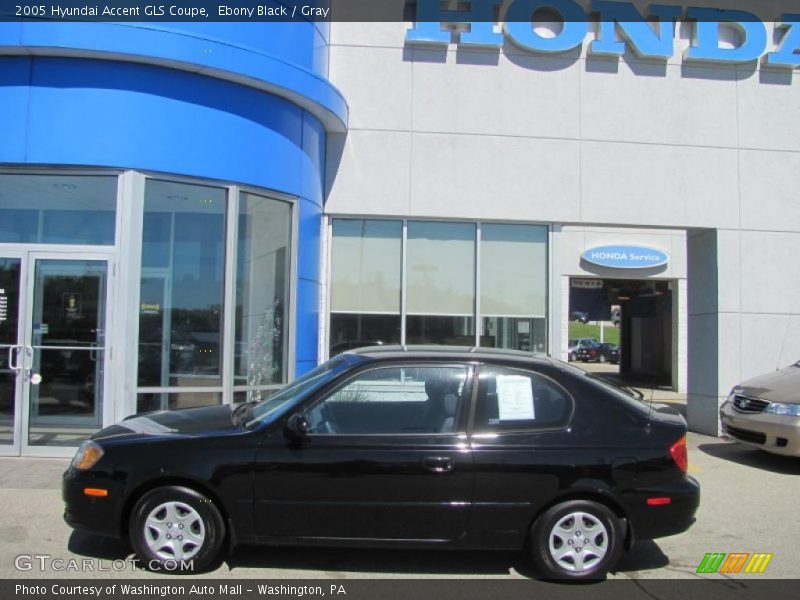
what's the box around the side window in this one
[474,366,572,433]
[307,365,468,435]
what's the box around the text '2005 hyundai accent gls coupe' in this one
[63,346,699,580]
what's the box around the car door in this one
[468,363,577,548]
[252,363,475,542]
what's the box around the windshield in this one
[246,356,352,427]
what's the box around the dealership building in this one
[1,2,800,456]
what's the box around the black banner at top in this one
[1,0,799,23]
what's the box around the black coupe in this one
[64,346,699,580]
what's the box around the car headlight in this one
[71,440,105,470]
[765,403,800,417]
[722,389,735,408]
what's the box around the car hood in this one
[734,363,800,404]
[91,404,240,441]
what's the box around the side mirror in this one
[284,413,309,444]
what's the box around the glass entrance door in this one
[25,258,110,450]
[0,256,23,454]
[0,253,112,455]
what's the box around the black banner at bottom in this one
[4,579,800,600]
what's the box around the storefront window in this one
[329,220,402,354]
[0,174,117,245]
[329,219,548,354]
[480,224,548,352]
[234,192,292,389]
[137,180,227,391]
[136,180,295,413]
[406,221,475,346]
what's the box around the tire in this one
[569,353,576,362]
[528,499,624,580]
[129,485,225,573]
[598,355,607,364]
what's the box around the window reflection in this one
[234,192,292,387]
[137,180,226,388]
[0,175,117,245]
[137,391,221,413]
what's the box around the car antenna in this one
[775,314,795,371]
[646,374,656,434]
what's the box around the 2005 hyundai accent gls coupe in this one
[63,347,699,580]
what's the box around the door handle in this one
[422,456,454,473]
[7,345,22,372]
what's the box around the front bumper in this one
[62,467,125,539]
[720,402,800,457]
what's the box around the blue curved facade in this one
[0,21,347,378]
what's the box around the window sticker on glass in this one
[496,375,535,421]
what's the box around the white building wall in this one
[326,18,800,434]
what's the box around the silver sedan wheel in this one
[144,501,206,561]
[548,511,609,573]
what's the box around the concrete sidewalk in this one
[1,434,798,580]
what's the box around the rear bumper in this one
[62,468,125,539]
[624,476,700,541]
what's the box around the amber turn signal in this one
[71,441,105,471]
[83,488,108,498]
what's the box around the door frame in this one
[0,250,26,457]
[0,247,116,457]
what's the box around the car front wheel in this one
[529,499,623,580]
[129,485,225,573]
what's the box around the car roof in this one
[343,344,556,366]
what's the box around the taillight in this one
[670,435,688,472]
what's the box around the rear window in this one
[587,375,651,417]
[474,365,573,433]
[555,360,650,415]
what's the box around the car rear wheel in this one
[598,355,607,364]
[129,485,225,573]
[529,499,623,580]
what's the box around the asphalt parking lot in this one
[0,432,797,582]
